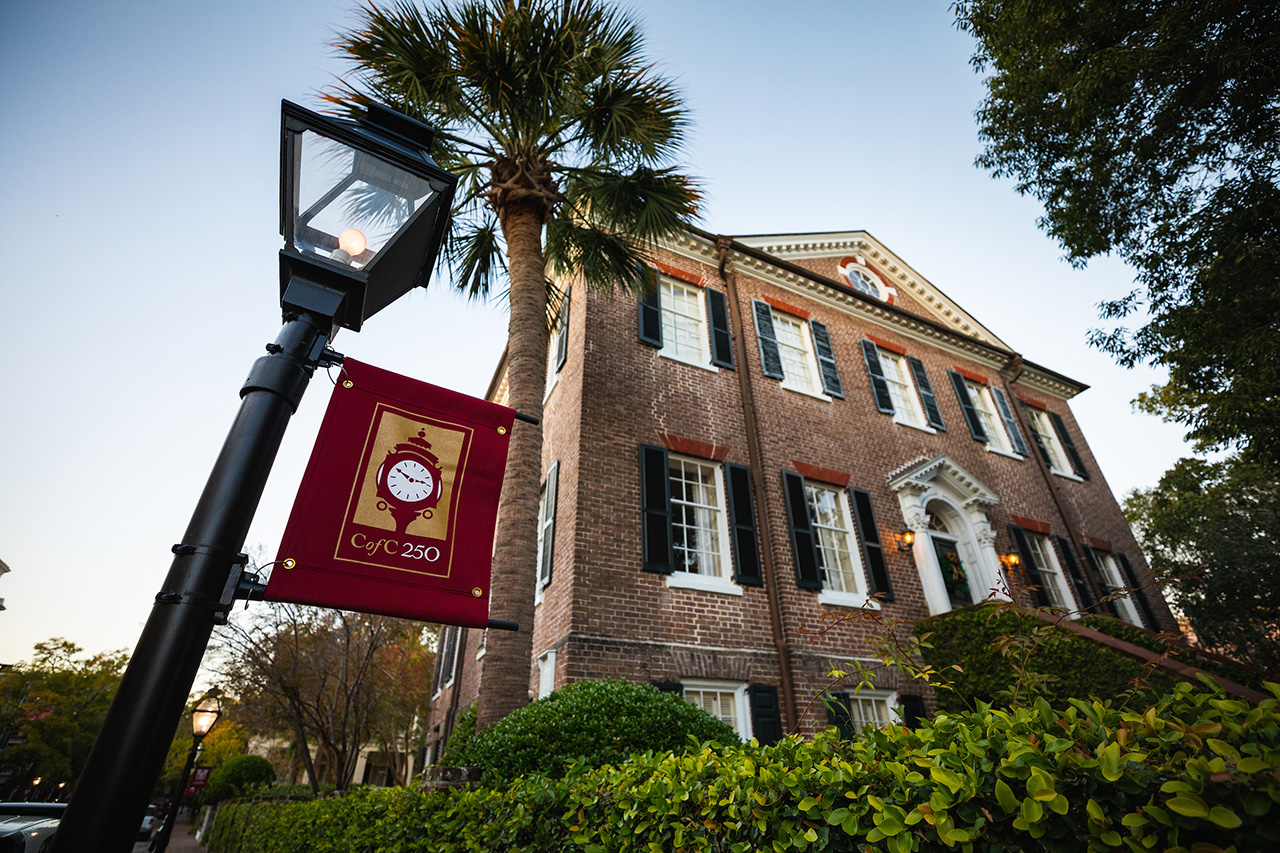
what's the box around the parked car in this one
[0,802,64,853]
[138,804,159,841]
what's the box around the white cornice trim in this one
[663,231,1084,400]
[888,454,1000,509]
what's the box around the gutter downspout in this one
[717,235,799,733]
[999,355,1107,608]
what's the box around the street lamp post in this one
[150,691,222,853]
[51,101,457,853]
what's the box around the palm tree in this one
[327,0,701,728]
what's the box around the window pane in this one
[773,313,817,392]
[669,457,724,577]
[967,382,1010,451]
[805,483,861,594]
[881,351,921,425]
[661,280,705,362]
[1027,533,1068,608]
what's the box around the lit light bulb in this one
[339,228,367,255]
[329,227,368,265]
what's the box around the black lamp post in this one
[51,101,456,853]
[149,691,222,853]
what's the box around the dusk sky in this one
[0,0,1191,667]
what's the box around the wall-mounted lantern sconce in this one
[1000,552,1021,570]
[894,530,915,552]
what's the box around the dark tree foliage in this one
[1124,455,1280,676]
[955,0,1280,466]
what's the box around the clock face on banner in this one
[267,359,516,627]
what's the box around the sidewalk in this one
[159,812,204,852]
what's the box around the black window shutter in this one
[752,300,785,379]
[898,694,927,728]
[652,682,684,696]
[825,692,855,740]
[640,445,673,573]
[1023,403,1054,467]
[1081,546,1121,617]
[638,267,662,347]
[1052,535,1095,610]
[809,320,844,398]
[1049,411,1090,479]
[538,462,559,588]
[860,339,895,414]
[907,356,946,430]
[554,288,570,372]
[1007,524,1050,607]
[850,488,894,601]
[725,463,762,586]
[1116,553,1160,630]
[748,684,784,745]
[782,470,822,589]
[948,370,988,442]
[991,387,1029,456]
[706,288,735,369]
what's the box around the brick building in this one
[425,227,1173,756]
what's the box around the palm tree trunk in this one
[476,203,549,730]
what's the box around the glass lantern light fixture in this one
[279,100,458,331]
[191,690,223,740]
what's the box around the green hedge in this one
[209,680,1280,852]
[1079,614,1271,693]
[447,679,739,784]
[915,605,1180,712]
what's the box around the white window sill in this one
[659,349,719,373]
[543,372,560,403]
[475,647,486,660]
[1050,468,1084,482]
[818,589,881,610]
[667,571,744,596]
[893,417,936,435]
[986,446,1024,461]
[781,382,832,403]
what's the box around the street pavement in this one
[133,811,204,852]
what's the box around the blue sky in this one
[0,1,1190,665]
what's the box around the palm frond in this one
[544,216,649,294]
[442,213,506,300]
[562,166,703,242]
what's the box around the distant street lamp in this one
[51,101,457,852]
[150,691,223,853]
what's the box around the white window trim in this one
[893,416,937,435]
[818,588,882,610]
[966,380,1018,455]
[667,570,745,596]
[879,349,930,430]
[667,455,738,591]
[534,479,552,605]
[1027,409,1075,477]
[659,348,720,373]
[1092,549,1144,627]
[1026,533,1078,613]
[657,278,718,371]
[475,628,488,660]
[832,688,901,731]
[772,309,830,400]
[432,626,460,699]
[545,322,567,402]
[682,678,752,740]
[536,649,556,699]
[808,483,873,602]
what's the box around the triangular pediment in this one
[734,230,1009,349]
[887,454,999,510]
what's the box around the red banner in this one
[185,766,212,798]
[266,359,515,627]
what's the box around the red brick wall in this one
[428,236,1172,747]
